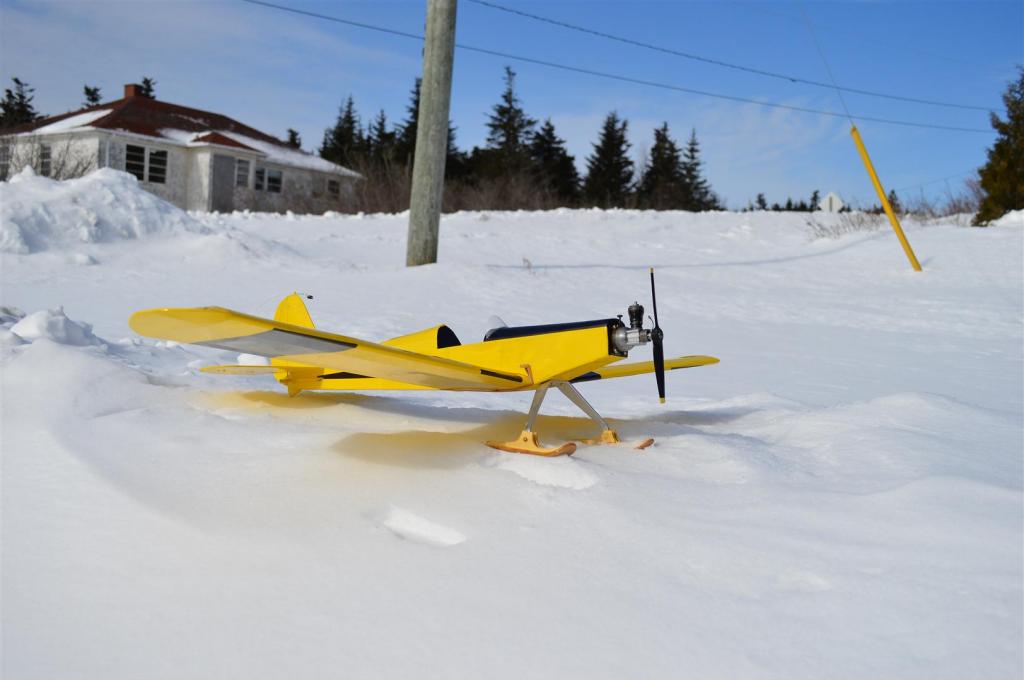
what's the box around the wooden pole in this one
[406,0,457,267]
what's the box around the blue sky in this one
[1,0,1020,207]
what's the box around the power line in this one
[467,0,993,113]
[894,170,976,193]
[798,3,853,124]
[238,0,992,134]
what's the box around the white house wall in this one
[3,129,358,215]
[1,134,100,180]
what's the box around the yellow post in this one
[850,124,922,271]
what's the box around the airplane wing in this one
[569,355,719,383]
[130,307,527,391]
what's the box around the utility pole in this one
[406,0,457,266]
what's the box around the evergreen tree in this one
[83,85,102,107]
[784,197,794,211]
[0,78,39,128]
[286,128,302,149]
[485,66,536,172]
[367,109,396,165]
[680,128,720,210]
[755,193,768,210]
[886,189,902,214]
[139,77,156,98]
[393,77,463,176]
[809,189,820,211]
[320,96,364,168]
[638,123,687,209]
[974,67,1024,225]
[529,118,579,203]
[444,124,470,181]
[583,112,634,208]
[394,78,422,166]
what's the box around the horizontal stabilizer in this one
[570,355,719,383]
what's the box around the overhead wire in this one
[467,0,992,113]
[894,170,976,193]
[238,0,991,134]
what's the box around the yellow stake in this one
[850,125,922,272]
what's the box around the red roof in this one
[7,87,290,151]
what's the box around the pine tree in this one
[784,198,794,211]
[755,193,768,210]
[83,85,102,107]
[583,112,634,208]
[638,123,687,209]
[485,67,536,173]
[393,77,463,175]
[0,78,40,128]
[974,67,1024,225]
[529,119,579,203]
[366,109,395,165]
[286,128,302,149]
[139,77,156,98]
[394,78,422,166]
[680,129,720,210]
[809,189,820,211]
[320,96,364,168]
[886,189,902,214]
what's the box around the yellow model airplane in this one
[129,270,718,456]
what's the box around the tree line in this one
[319,67,722,212]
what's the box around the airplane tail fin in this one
[274,293,315,329]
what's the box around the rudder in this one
[274,293,315,329]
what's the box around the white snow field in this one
[2,169,1022,679]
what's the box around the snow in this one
[0,167,207,253]
[27,108,112,134]
[218,130,361,177]
[1,169,1021,679]
[158,127,360,176]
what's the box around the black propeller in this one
[649,268,666,403]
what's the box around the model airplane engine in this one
[612,301,653,355]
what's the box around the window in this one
[254,166,265,191]
[266,169,282,194]
[0,145,9,179]
[125,144,146,180]
[39,144,52,177]
[125,144,168,183]
[148,150,167,184]
[327,179,340,197]
[235,159,250,188]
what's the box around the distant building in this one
[0,84,359,214]
[818,191,845,213]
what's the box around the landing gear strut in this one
[485,382,653,457]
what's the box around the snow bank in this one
[0,167,206,254]
[992,209,1024,227]
[7,307,105,346]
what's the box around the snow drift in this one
[0,167,206,253]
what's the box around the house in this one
[0,84,359,214]
[818,191,845,213]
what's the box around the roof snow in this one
[158,128,359,177]
[31,109,112,134]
